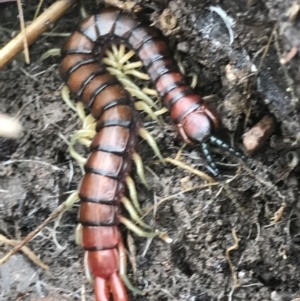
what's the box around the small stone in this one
[243,115,276,155]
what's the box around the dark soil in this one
[0,1,300,301]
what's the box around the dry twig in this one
[0,0,76,69]
[16,0,30,64]
[226,228,240,288]
[0,234,49,270]
[0,203,66,266]
[271,202,287,224]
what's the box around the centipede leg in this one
[69,129,96,165]
[201,142,223,180]
[123,61,143,71]
[118,241,145,296]
[75,102,86,123]
[61,85,76,112]
[120,217,172,243]
[75,223,83,246]
[142,87,158,97]
[121,196,151,229]
[132,152,148,187]
[119,217,157,239]
[124,68,150,80]
[138,128,165,163]
[125,176,143,215]
[83,251,93,284]
[65,191,79,211]
[134,101,159,122]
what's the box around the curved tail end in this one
[94,272,129,301]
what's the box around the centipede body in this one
[61,6,224,301]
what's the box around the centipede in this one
[60,6,244,301]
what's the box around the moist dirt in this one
[0,1,300,301]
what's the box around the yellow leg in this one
[83,251,93,284]
[134,101,159,122]
[119,49,136,65]
[187,72,198,89]
[132,152,148,187]
[126,86,158,109]
[121,197,151,229]
[82,114,96,131]
[61,85,77,112]
[125,176,143,215]
[69,129,96,165]
[103,44,160,111]
[106,67,158,109]
[65,191,80,211]
[123,61,143,71]
[75,223,83,246]
[124,69,150,80]
[76,102,86,123]
[118,241,145,295]
[116,45,126,69]
[120,217,172,243]
[138,128,165,163]
[154,107,169,116]
[77,137,92,148]
[120,217,157,238]
[40,48,61,61]
[103,50,119,68]
[142,87,158,97]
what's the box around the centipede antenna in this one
[201,142,223,180]
[209,135,246,160]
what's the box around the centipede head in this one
[177,104,245,180]
[177,103,219,145]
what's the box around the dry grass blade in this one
[255,22,278,79]
[33,0,45,20]
[0,234,49,270]
[0,0,76,69]
[271,202,287,224]
[0,203,66,266]
[16,0,30,64]
[142,183,218,218]
[226,228,240,288]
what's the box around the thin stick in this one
[0,234,49,270]
[0,203,66,266]
[255,23,278,79]
[33,0,45,20]
[142,183,218,218]
[225,228,240,288]
[16,0,30,64]
[0,0,76,69]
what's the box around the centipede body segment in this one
[61,6,243,301]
